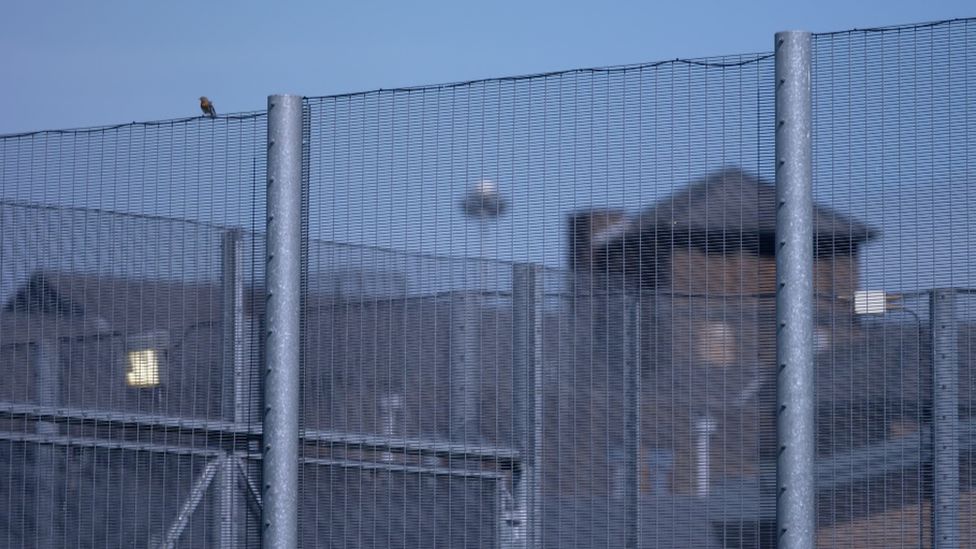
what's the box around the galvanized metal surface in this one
[512,264,544,548]
[451,293,483,444]
[33,340,60,549]
[775,30,816,549]
[932,288,960,549]
[623,297,641,549]
[263,94,304,549]
[217,228,248,548]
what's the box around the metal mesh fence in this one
[302,51,777,548]
[0,114,268,548]
[811,20,976,548]
[0,16,974,549]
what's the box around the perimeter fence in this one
[0,17,974,549]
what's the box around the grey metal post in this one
[930,288,959,549]
[622,297,641,549]
[512,264,543,548]
[159,455,226,549]
[263,94,304,549]
[214,460,239,548]
[223,228,250,423]
[775,30,815,549]
[451,293,482,443]
[216,228,247,547]
[33,339,60,549]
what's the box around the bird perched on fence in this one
[199,96,217,118]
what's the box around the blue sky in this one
[1,1,974,306]
[0,0,972,134]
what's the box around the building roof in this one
[632,166,878,241]
[3,272,86,317]
[571,167,880,284]
[2,270,222,345]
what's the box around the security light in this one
[853,290,899,315]
[125,330,170,388]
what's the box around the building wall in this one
[642,247,864,492]
[817,490,976,549]
[669,248,777,295]
[668,246,861,300]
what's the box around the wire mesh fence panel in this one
[0,114,268,547]
[298,462,502,549]
[811,19,976,549]
[303,43,780,546]
[1,15,974,549]
[0,441,218,549]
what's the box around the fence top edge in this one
[0,199,566,271]
[812,16,974,39]
[0,110,267,140]
[3,18,971,139]
[303,53,776,103]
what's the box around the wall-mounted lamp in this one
[125,329,170,388]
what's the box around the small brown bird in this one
[199,96,217,118]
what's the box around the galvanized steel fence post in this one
[216,228,256,547]
[222,228,253,426]
[512,264,543,548]
[622,296,641,549]
[33,339,60,549]
[774,30,815,549]
[452,293,483,444]
[263,94,304,549]
[930,288,959,549]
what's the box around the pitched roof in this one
[3,272,85,316]
[633,167,878,241]
[1,270,221,345]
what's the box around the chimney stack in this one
[568,209,630,272]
